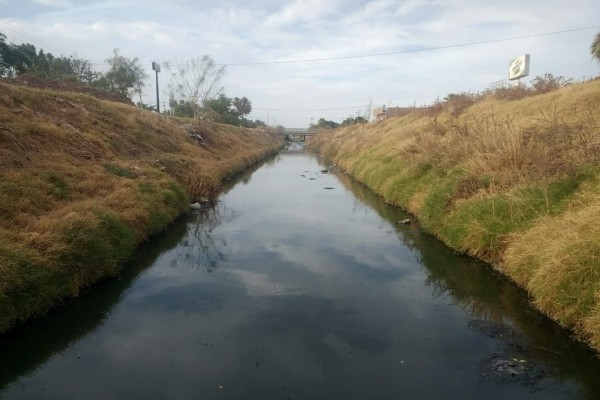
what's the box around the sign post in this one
[508,54,530,83]
[152,61,161,113]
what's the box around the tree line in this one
[3,30,599,130]
[0,32,263,127]
[308,116,367,131]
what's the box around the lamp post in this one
[151,61,161,113]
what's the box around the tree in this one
[96,48,147,101]
[0,33,9,76]
[0,32,99,82]
[34,51,77,80]
[8,42,36,75]
[204,94,239,125]
[137,101,157,112]
[168,93,195,118]
[310,118,339,131]
[232,96,252,116]
[70,56,98,83]
[165,55,225,118]
[0,38,49,77]
[592,31,600,65]
[341,116,368,126]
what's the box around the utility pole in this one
[365,97,372,122]
[152,61,161,113]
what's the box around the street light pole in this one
[152,61,161,113]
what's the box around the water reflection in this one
[1,148,599,400]
[0,216,189,389]
[333,169,600,395]
[173,205,235,272]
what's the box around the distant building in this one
[373,106,415,122]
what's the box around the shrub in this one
[531,73,572,95]
[443,92,481,116]
[493,85,531,101]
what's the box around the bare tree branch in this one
[165,56,225,118]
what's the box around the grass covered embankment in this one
[309,79,600,351]
[0,81,283,332]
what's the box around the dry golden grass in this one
[504,177,600,348]
[309,78,600,352]
[0,81,283,331]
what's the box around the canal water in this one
[1,145,600,399]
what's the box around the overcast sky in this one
[1,0,599,127]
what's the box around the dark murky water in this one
[1,145,600,399]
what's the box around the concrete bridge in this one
[279,128,314,141]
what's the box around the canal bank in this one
[1,145,599,399]
[0,81,284,333]
[307,78,600,353]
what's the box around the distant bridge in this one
[279,128,314,141]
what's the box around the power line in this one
[62,24,600,68]
[0,20,69,56]
[217,25,600,66]
[253,105,369,112]
[7,24,596,70]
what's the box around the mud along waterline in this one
[1,146,599,399]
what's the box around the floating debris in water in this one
[323,187,334,190]
[398,218,411,224]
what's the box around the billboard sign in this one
[152,61,161,72]
[508,54,530,80]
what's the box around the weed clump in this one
[103,163,137,178]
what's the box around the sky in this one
[1,0,599,128]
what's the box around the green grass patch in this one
[103,163,136,178]
[441,173,589,258]
[548,240,600,323]
[137,180,189,235]
[138,181,156,195]
[44,171,70,199]
[133,129,151,141]
[419,173,462,233]
[61,210,136,274]
[362,156,403,192]
[383,163,436,205]
[349,149,379,181]
[167,181,189,208]
[0,179,53,217]
[0,241,55,331]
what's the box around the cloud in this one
[30,0,72,8]
[265,0,342,27]
[3,0,600,126]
